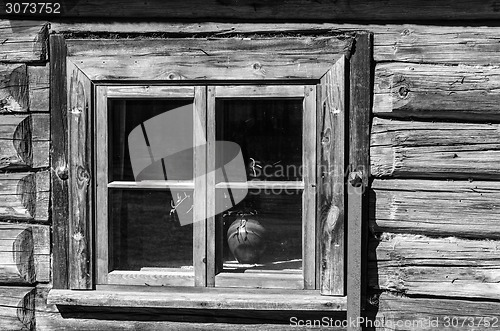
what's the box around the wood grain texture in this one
[0,223,34,284]
[0,20,48,62]
[370,235,500,300]
[37,286,345,331]
[0,171,49,222]
[0,114,49,170]
[303,85,316,290]
[371,118,500,179]
[0,64,28,113]
[347,33,372,330]
[50,34,69,289]
[32,224,50,282]
[66,37,349,81]
[317,57,346,296]
[53,22,500,65]
[67,60,92,290]
[28,64,50,112]
[371,292,500,331]
[374,63,500,121]
[374,25,500,65]
[371,179,500,238]
[48,288,346,311]
[12,0,500,21]
[0,286,35,331]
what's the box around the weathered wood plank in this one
[66,37,351,57]
[371,265,500,300]
[49,34,69,289]
[318,57,346,295]
[371,233,500,267]
[71,54,343,81]
[67,59,92,290]
[374,63,500,121]
[347,33,371,331]
[371,118,500,179]
[66,37,349,81]
[37,286,345,331]
[0,64,28,113]
[0,20,48,62]
[14,1,500,21]
[28,64,50,112]
[371,292,500,331]
[0,223,34,284]
[48,288,346,311]
[371,179,500,238]
[0,114,50,169]
[53,22,500,65]
[374,25,500,65]
[32,224,50,282]
[0,286,35,330]
[0,171,49,222]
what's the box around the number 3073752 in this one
[5,2,61,14]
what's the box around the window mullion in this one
[206,86,217,287]
[193,86,208,287]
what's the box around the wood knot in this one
[166,72,182,80]
[252,62,262,70]
[398,86,410,98]
[348,171,363,187]
[55,165,69,181]
[76,166,90,184]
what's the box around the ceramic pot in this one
[227,215,266,264]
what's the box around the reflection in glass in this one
[108,99,194,182]
[109,189,193,271]
[216,99,303,181]
[216,189,303,274]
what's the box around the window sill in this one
[48,287,346,311]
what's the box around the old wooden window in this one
[48,34,370,316]
[95,85,317,289]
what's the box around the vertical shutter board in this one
[67,59,93,289]
[50,34,69,289]
[318,55,346,296]
[347,32,372,331]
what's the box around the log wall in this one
[2,15,500,330]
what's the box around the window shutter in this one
[67,60,93,289]
[317,55,346,296]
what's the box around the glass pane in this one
[108,99,195,182]
[109,189,193,271]
[215,188,303,288]
[216,99,303,181]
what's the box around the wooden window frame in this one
[48,33,371,324]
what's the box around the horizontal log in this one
[0,114,50,169]
[0,64,28,113]
[0,223,34,284]
[374,63,500,121]
[0,20,48,62]
[370,265,500,300]
[371,118,500,179]
[9,1,500,21]
[67,37,349,81]
[53,22,500,65]
[371,292,500,330]
[0,171,50,222]
[370,233,500,267]
[28,65,50,112]
[0,286,35,331]
[369,234,500,299]
[371,179,500,238]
